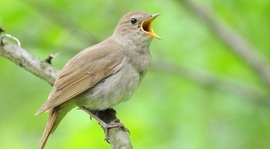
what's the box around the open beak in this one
[141,13,160,39]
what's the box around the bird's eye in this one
[130,18,137,24]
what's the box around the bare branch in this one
[0,36,58,85]
[182,0,270,88]
[0,36,132,149]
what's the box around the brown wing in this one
[36,41,124,115]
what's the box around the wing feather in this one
[36,41,124,115]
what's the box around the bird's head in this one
[113,11,160,42]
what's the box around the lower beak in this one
[141,13,160,39]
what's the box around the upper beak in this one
[141,13,160,39]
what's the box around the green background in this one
[1,0,270,149]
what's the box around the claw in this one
[99,119,128,141]
[79,106,129,141]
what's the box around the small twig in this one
[43,52,60,64]
[44,54,54,64]
[1,34,21,48]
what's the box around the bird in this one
[35,10,160,149]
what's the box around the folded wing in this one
[36,42,124,115]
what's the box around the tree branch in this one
[0,36,132,149]
[0,36,58,85]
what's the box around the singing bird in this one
[36,10,160,149]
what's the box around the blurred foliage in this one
[1,0,270,149]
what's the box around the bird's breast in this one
[76,61,141,110]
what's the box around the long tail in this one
[39,107,59,149]
[37,101,75,149]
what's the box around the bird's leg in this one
[79,106,129,141]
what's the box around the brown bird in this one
[36,10,160,149]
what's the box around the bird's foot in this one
[99,119,129,142]
[79,106,129,142]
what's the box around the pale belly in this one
[76,64,142,110]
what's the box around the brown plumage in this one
[36,10,159,149]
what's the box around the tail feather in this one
[38,101,75,149]
[39,107,59,149]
